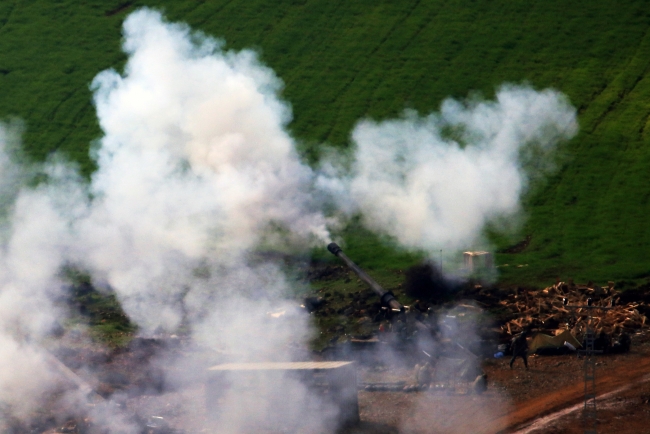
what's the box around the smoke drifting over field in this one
[0,8,336,432]
[83,8,331,334]
[84,8,336,432]
[320,86,578,256]
[0,7,578,432]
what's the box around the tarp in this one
[529,330,581,354]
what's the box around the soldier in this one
[416,361,432,388]
[509,329,529,369]
[594,331,611,353]
[619,332,631,353]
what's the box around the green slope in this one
[1,0,650,286]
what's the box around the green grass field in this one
[1,0,650,287]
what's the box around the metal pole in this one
[563,299,611,434]
[583,312,597,434]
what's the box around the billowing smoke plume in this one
[0,6,580,433]
[0,124,86,423]
[78,8,336,432]
[0,8,337,432]
[321,86,577,255]
[81,8,330,334]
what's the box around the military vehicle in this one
[327,242,488,394]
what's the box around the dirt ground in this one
[113,332,650,434]
[348,332,650,434]
[20,324,650,433]
[514,377,650,434]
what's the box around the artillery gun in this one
[327,243,404,313]
[326,242,487,393]
[326,242,442,335]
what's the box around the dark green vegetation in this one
[62,271,136,347]
[306,266,406,350]
[1,0,650,288]
[306,259,464,350]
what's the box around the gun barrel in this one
[327,243,403,312]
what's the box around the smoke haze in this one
[0,7,579,433]
[80,8,331,334]
[321,86,578,256]
[0,8,337,432]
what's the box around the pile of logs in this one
[498,281,648,338]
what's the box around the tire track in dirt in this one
[511,373,650,433]
[493,352,650,433]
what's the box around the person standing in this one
[510,329,529,369]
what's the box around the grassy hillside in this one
[1,0,650,286]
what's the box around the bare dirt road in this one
[21,334,650,433]
[498,346,650,433]
[351,334,650,433]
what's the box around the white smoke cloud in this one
[0,124,83,423]
[77,8,344,433]
[73,9,338,431]
[78,8,331,333]
[0,8,337,431]
[321,85,578,255]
